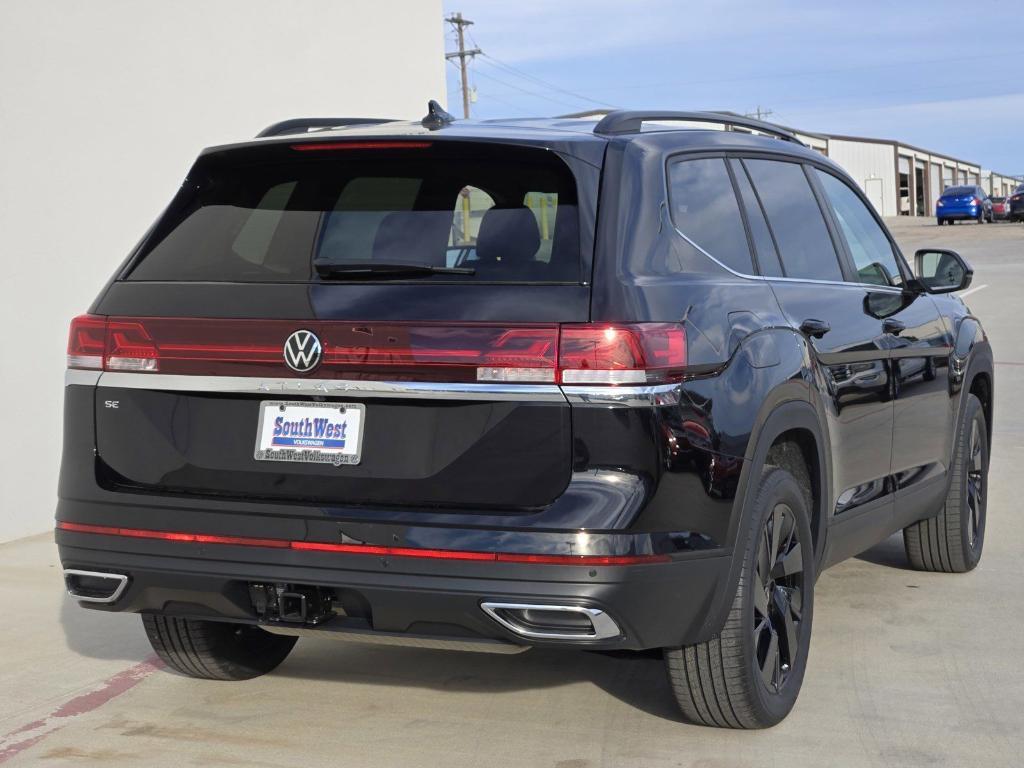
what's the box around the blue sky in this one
[442,1,1023,173]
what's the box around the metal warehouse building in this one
[793,130,1020,218]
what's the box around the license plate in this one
[254,401,365,466]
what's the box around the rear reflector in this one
[67,316,686,386]
[56,521,670,565]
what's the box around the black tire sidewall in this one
[740,469,816,722]
[957,396,988,568]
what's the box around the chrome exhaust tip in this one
[63,569,129,604]
[480,602,621,641]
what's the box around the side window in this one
[743,159,843,282]
[814,169,903,287]
[667,157,754,274]
[729,159,784,277]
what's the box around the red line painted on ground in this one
[0,656,162,764]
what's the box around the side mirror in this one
[913,249,973,294]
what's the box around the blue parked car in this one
[936,185,991,225]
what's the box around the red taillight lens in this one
[65,317,686,385]
[972,197,981,205]
[67,315,106,370]
[558,323,686,384]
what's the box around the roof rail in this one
[256,117,397,138]
[592,110,804,145]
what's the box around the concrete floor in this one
[2,218,1023,767]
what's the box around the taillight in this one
[558,324,686,384]
[972,197,981,205]
[67,315,106,370]
[65,318,686,385]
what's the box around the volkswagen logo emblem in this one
[283,330,322,374]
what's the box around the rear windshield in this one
[127,142,581,283]
[942,186,975,196]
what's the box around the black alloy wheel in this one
[753,502,804,693]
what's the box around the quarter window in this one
[667,157,754,274]
[814,170,903,287]
[743,159,843,282]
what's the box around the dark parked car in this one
[990,196,1010,221]
[58,105,994,729]
[1009,184,1024,221]
[936,185,991,224]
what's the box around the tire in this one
[665,467,815,728]
[904,394,988,573]
[143,614,298,680]
[937,218,945,226]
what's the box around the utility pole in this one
[445,12,481,119]
[746,106,773,121]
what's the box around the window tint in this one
[815,170,902,287]
[943,186,974,196]
[128,143,581,284]
[743,159,843,282]
[667,157,753,274]
[729,159,783,277]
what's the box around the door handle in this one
[882,318,906,336]
[799,318,831,338]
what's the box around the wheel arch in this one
[695,395,830,643]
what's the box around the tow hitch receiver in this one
[249,583,336,625]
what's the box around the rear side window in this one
[667,157,753,274]
[127,143,581,284]
[743,159,843,282]
[814,170,903,287]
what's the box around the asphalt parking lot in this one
[2,217,1022,768]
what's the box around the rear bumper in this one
[56,527,732,651]
[937,207,980,219]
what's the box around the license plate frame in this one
[254,401,365,466]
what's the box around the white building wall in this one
[0,0,445,543]
[828,139,897,217]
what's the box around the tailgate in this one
[76,137,600,511]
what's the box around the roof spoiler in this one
[255,117,398,138]
[592,110,805,145]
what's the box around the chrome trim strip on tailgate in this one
[96,372,569,403]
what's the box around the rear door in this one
[809,168,951,524]
[737,157,896,556]
[89,139,595,511]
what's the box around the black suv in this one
[58,106,993,728]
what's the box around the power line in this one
[475,50,616,109]
[469,67,591,111]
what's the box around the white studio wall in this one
[0,0,446,542]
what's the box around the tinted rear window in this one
[942,186,974,196]
[127,142,581,283]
